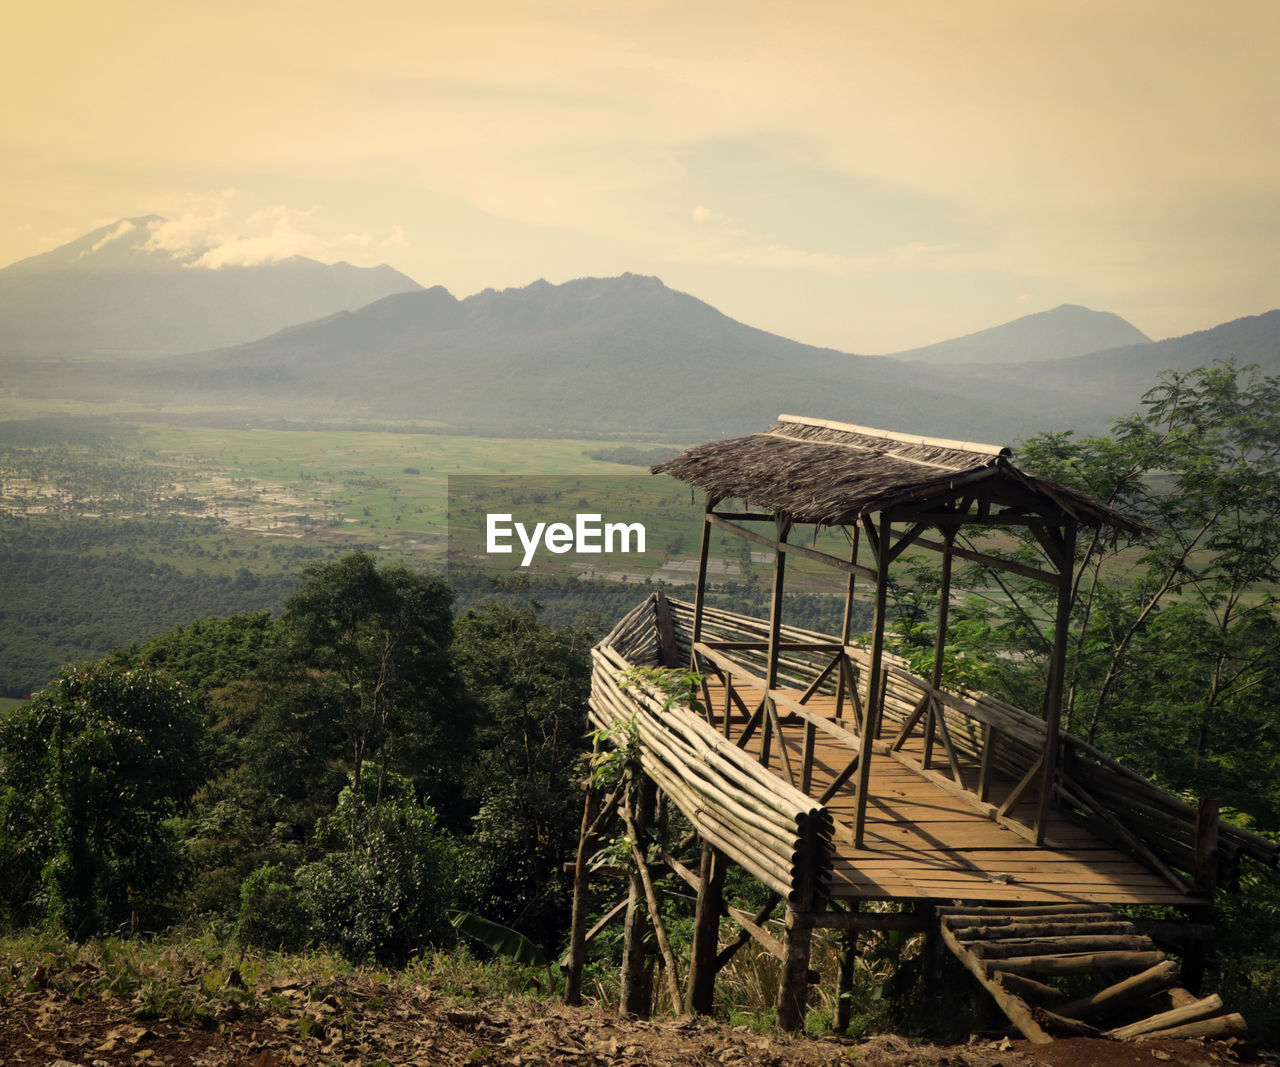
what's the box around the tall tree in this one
[905,362,1280,826]
[0,662,203,935]
[452,602,592,946]
[277,552,469,815]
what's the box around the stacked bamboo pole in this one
[589,641,834,903]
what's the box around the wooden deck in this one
[704,679,1201,907]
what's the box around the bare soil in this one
[0,969,1272,1067]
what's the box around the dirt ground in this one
[0,970,1273,1067]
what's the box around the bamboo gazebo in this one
[563,416,1278,1041]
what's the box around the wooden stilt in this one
[686,842,726,1015]
[835,903,859,1032]
[776,907,814,1032]
[1035,519,1076,845]
[563,776,602,1005]
[776,813,823,1032]
[620,775,656,1018]
[853,514,892,849]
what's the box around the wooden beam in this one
[706,512,879,580]
[853,513,892,849]
[913,536,1060,585]
[1036,519,1076,844]
[938,919,1052,1043]
[726,905,786,962]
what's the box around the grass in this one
[0,928,555,1031]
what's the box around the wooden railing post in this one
[776,814,823,1031]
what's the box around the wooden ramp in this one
[937,904,1248,1044]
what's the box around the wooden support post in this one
[1182,795,1221,994]
[1195,795,1221,897]
[689,498,714,668]
[776,907,815,1032]
[835,904,859,1032]
[686,842,726,1015]
[801,721,817,794]
[853,513,892,849]
[835,525,862,727]
[925,529,956,770]
[563,775,602,1005]
[1035,519,1076,845]
[620,775,656,1018]
[654,590,679,667]
[776,816,822,1032]
[764,515,795,786]
[918,901,945,1006]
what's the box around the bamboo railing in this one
[589,599,834,904]
[870,655,1278,890]
[592,594,1278,902]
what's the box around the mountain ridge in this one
[3,219,1277,444]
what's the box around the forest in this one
[1,362,1279,1041]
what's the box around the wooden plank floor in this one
[699,678,1202,907]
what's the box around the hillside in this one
[0,215,422,357]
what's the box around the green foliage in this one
[450,911,549,968]
[236,862,311,952]
[279,552,468,817]
[453,602,592,950]
[0,662,203,936]
[295,768,458,965]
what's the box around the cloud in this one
[142,196,406,269]
[80,219,137,256]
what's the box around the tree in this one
[0,662,203,935]
[277,552,469,816]
[452,602,592,948]
[907,362,1280,827]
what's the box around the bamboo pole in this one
[564,773,603,1005]
[853,513,892,849]
[1035,519,1076,844]
[622,779,684,1015]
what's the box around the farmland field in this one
[3,412,845,696]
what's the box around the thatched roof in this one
[653,415,1146,534]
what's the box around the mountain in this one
[958,310,1280,399]
[101,273,1029,441]
[3,217,1276,445]
[886,304,1150,364]
[0,216,422,357]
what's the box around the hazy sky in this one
[3,0,1277,352]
